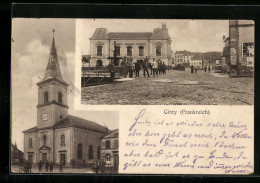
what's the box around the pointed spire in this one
[42,32,65,83]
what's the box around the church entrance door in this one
[42,153,47,164]
[60,154,66,165]
[28,154,33,163]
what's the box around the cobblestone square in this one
[81,70,254,105]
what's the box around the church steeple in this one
[36,31,69,129]
[42,36,64,82]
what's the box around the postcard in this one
[11,18,254,175]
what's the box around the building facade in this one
[100,129,119,169]
[23,37,108,166]
[88,23,172,66]
[202,52,222,69]
[174,50,192,66]
[190,53,203,69]
[11,143,24,164]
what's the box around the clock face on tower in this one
[42,113,48,121]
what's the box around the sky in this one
[76,19,229,55]
[11,18,119,151]
[11,18,229,151]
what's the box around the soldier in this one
[49,161,54,172]
[143,57,150,77]
[129,57,134,78]
[28,160,32,173]
[38,160,43,172]
[108,61,115,83]
[135,60,141,77]
[45,161,49,172]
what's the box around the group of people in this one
[94,159,106,174]
[107,56,168,81]
[38,160,55,172]
[190,65,212,74]
[20,160,32,173]
[204,66,211,73]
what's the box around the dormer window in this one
[58,92,62,103]
[44,91,49,102]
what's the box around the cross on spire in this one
[53,29,55,37]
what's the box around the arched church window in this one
[61,134,65,146]
[77,143,83,159]
[29,138,33,148]
[43,134,47,146]
[44,91,48,102]
[58,92,62,103]
[88,145,93,159]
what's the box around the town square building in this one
[23,37,110,166]
[88,23,172,66]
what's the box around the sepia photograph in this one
[78,19,254,105]
[11,18,119,174]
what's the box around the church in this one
[23,36,110,166]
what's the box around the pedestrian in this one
[148,62,153,75]
[135,60,141,77]
[45,161,49,172]
[108,61,115,83]
[28,161,32,173]
[100,159,105,174]
[191,65,194,73]
[143,57,150,77]
[204,66,207,72]
[95,160,100,174]
[129,57,134,78]
[49,161,54,172]
[208,65,211,73]
[59,161,63,173]
[38,160,43,172]
[152,60,158,77]
[162,62,166,74]
[195,67,197,74]
[24,160,29,173]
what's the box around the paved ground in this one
[81,69,254,105]
[11,165,95,174]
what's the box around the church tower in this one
[36,36,69,129]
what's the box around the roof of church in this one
[53,115,109,134]
[101,129,119,139]
[23,115,109,134]
[37,37,67,85]
[23,126,38,133]
[108,32,152,40]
